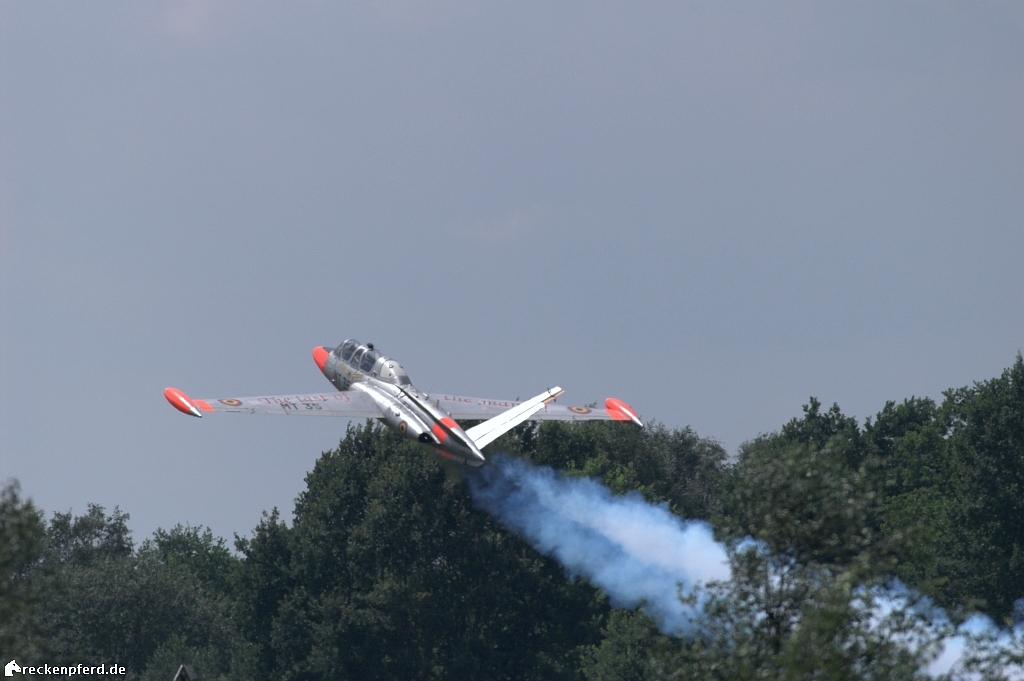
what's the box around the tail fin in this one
[465,387,564,449]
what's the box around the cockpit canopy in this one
[335,339,410,385]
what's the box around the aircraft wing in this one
[164,387,383,418]
[430,393,643,426]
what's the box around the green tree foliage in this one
[514,420,727,519]
[929,355,1024,620]
[7,505,251,679]
[0,481,45,654]
[719,369,1024,622]
[847,356,1024,621]
[6,356,1024,678]
[232,508,292,676]
[578,610,663,681]
[781,397,864,467]
[42,503,134,568]
[237,421,607,681]
[31,552,239,674]
[720,434,881,569]
[653,548,939,681]
[140,524,238,598]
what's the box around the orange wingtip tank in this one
[312,346,329,372]
[605,397,643,426]
[164,387,210,417]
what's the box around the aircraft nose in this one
[312,346,330,372]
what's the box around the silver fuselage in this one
[320,341,486,465]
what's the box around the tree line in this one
[2,356,1024,679]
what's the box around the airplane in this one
[164,339,643,466]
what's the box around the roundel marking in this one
[399,421,407,434]
[219,398,242,406]
[569,406,591,414]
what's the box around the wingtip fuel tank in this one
[164,387,204,418]
[605,397,643,427]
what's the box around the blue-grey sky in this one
[2,2,1022,542]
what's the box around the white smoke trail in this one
[466,454,730,633]
[466,455,1024,677]
[927,613,1024,678]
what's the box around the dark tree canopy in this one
[0,482,45,653]
[238,422,607,681]
[4,357,1024,679]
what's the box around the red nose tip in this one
[312,346,329,372]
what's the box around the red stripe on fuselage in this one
[432,423,448,442]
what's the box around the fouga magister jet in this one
[164,340,643,466]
